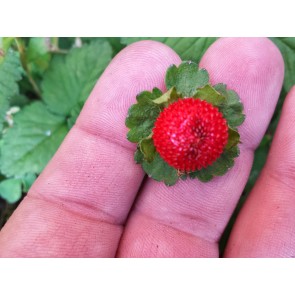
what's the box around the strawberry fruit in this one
[152,98,229,172]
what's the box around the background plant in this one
[0,37,293,254]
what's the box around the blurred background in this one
[0,37,293,254]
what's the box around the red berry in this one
[152,98,228,172]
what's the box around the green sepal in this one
[194,84,226,106]
[153,87,179,107]
[189,146,240,181]
[165,62,209,97]
[125,90,162,143]
[142,152,178,186]
[217,88,245,129]
[139,137,156,162]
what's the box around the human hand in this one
[0,37,291,257]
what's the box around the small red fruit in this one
[152,98,228,172]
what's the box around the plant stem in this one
[14,38,42,98]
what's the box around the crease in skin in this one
[26,189,122,226]
[75,121,137,152]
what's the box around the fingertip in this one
[199,37,284,150]
[77,39,181,149]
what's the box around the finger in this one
[117,38,284,257]
[224,86,295,257]
[0,41,181,257]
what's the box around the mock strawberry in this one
[152,98,228,172]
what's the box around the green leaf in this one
[9,94,30,108]
[42,40,112,116]
[0,102,68,177]
[121,37,217,63]
[82,37,125,56]
[26,37,51,76]
[0,49,22,99]
[0,178,22,204]
[165,62,209,97]
[126,91,162,142]
[139,137,156,162]
[142,153,178,186]
[218,89,245,129]
[194,84,226,106]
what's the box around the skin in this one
[0,37,293,257]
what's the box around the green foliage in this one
[42,40,112,116]
[0,37,113,206]
[0,178,22,204]
[0,101,68,177]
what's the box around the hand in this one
[0,37,291,257]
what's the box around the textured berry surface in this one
[152,98,229,172]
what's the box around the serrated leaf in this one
[219,89,245,129]
[139,137,156,162]
[126,92,162,142]
[121,37,217,63]
[0,102,68,177]
[165,62,209,97]
[142,153,178,186]
[0,178,22,204]
[194,84,226,106]
[226,128,240,150]
[42,40,112,116]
